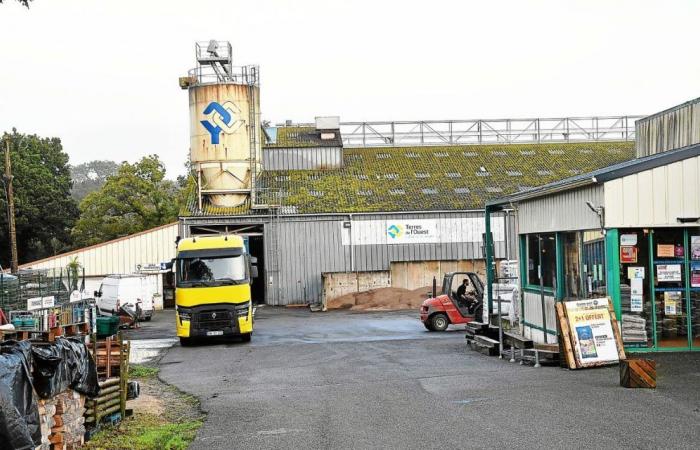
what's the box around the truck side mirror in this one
[93,290,101,298]
[251,266,259,279]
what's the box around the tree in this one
[0,130,79,266]
[70,160,119,202]
[71,155,181,247]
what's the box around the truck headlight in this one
[177,308,192,322]
[234,302,250,317]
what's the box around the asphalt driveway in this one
[142,308,700,449]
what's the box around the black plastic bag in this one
[62,337,100,398]
[0,340,40,450]
[30,340,70,398]
[31,337,100,399]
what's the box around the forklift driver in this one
[456,278,477,311]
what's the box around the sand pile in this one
[326,286,432,311]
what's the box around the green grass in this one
[85,413,202,450]
[129,365,159,378]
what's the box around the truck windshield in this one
[177,256,247,287]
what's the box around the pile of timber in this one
[465,322,500,356]
[37,389,86,450]
[85,377,124,426]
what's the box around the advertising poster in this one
[663,291,681,315]
[692,236,700,260]
[691,262,700,288]
[564,298,619,367]
[627,266,645,280]
[657,264,682,282]
[630,278,644,312]
[620,234,638,246]
[620,246,638,264]
[657,244,675,258]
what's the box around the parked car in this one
[95,274,155,321]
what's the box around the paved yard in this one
[137,308,699,449]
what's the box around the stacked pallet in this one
[464,322,500,356]
[37,389,86,450]
[93,335,126,379]
[85,334,129,428]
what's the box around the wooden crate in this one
[620,358,656,389]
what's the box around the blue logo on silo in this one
[200,101,237,144]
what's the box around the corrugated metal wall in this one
[20,223,178,276]
[265,211,512,305]
[636,97,700,157]
[185,211,515,305]
[517,184,604,234]
[263,146,343,170]
[604,155,700,228]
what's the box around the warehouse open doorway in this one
[188,223,267,305]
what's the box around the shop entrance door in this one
[652,228,689,349]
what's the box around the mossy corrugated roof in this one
[264,126,342,149]
[183,141,635,216]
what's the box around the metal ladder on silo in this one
[247,69,258,205]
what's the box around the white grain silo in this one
[180,41,261,209]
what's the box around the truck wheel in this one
[145,316,152,322]
[179,337,192,347]
[423,321,434,331]
[241,333,252,343]
[430,313,449,331]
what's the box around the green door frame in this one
[610,227,698,353]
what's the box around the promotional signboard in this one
[562,298,622,368]
[657,264,682,282]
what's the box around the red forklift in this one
[420,272,484,331]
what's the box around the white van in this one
[95,274,155,321]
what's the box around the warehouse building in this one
[485,96,700,352]
[175,41,642,306]
[182,118,638,306]
[19,223,178,309]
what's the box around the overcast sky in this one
[1,0,698,178]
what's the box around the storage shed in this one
[485,97,700,352]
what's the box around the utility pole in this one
[4,138,18,273]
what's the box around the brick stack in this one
[37,389,86,450]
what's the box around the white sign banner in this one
[564,298,619,367]
[342,217,505,246]
[27,296,55,311]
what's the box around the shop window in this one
[526,233,555,289]
[563,233,580,299]
[563,230,606,301]
[619,229,652,349]
[581,230,606,297]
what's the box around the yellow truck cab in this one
[174,235,257,345]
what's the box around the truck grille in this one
[194,309,232,329]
